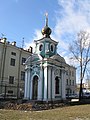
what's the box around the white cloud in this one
[24,42,35,51]
[56,0,90,39]
[33,29,43,40]
[24,0,90,66]
[52,0,90,64]
[55,0,90,35]
[24,29,42,52]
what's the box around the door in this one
[32,75,38,100]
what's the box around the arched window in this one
[39,44,43,51]
[51,45,53,52]
[50,44,54,52]
[55,76,59,94]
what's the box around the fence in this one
[0,80,24,99]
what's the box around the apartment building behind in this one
[0,38,32,98]
[65,64,76,96]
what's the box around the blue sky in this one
[1,0,90,74]
[0,0,59,46]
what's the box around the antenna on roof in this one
[1,33,5,38]
[22,37,24,48]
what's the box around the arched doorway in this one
[32,75,38,100]
[55,76,59,94]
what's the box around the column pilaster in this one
[61,70,66,99]
[43,65,48,101]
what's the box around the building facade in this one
[24,15,76,101]
[65,65,76,96]
[0,38,32,98]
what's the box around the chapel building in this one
[24,14,76,101]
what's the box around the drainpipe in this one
[17,48,22,99]
[0,45,4,92]
[0,38,7,93]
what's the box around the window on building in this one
[66,89,69,95]
[72,71,74,77]
[55,76,59,94]
[11,52,16,56]
[21,71,25,81]
[70,80,71,85]
[21,57,26,65]
[39,44,43,51]
[70,89,72,95]
[8,90,13,94]
[72,80,74,86]
[66,70,68,75]
[66,79,68,85]
[50,44,54,52]
[73,91,75,94]
[51,45,53,52]
[69,70,71,76]
[9,76,14,84]
[10,58,15,66]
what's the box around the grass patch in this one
[0,104,90,120]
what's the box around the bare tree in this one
[69,31,90,101]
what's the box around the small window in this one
[22,57,26,65]
[66,79,68,85]
[39,44,43,51]
[69,71,71,76]
[70,89,72,94]
[73,91,75,94]
[10,58,15,66]
[66,70,68,75]
[11,52,16,56]
[72,71,74,77]
[72,80,74,85]
[21,71,25,81]
[51,45,54,52]
[70,80,71,85]
[8,90,13,94]
[9,76,14,84]
[55,76,59,94]
[50,44,55,53]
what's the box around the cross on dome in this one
[45,12,48,26]
[41,12,52,38]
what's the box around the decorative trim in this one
[31,73,40,82]
[55,95,61,98]
[54,69,59,76]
